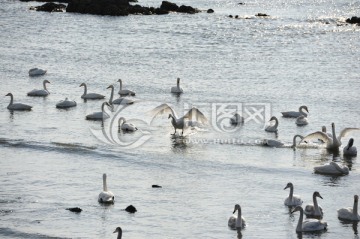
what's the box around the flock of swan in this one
[6,69,360,238]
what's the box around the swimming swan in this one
[98,173,114,203]
[281,105,309,118]
[265,116,279,132]
[337,195,360,221]
[86,102,112,121]
[79,83,105,100]
[27,80,50,96]
[291,206,327,233]
[170,78,184,94]
[228,204,246,230]
[29,68,46,76]
[113,227,122,239]
[107,85,134,105]
[118,79,135,96]
[56,98,77,109]
[314,161,349,176]
[151,103,207,135]
[295,115,308,126]
[263,135,304,148]
[343,138,357,156]
[301,123,359,151]
[230,113,244,125]
[6,93,32,111]
[284,182,303,206]
[304,191,323,219]
[118,117,137,132]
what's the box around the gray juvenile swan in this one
[6,93,32,111]
[79,83,105,100]
[291,206,327,232]
[304,191,323,219]
[86,102,112,121]
[118,79,136,96]
[113,227,122,239]
[228,204,246,230]
[263,135,303,148]
[314,162,349,176]
[29,67,46,76]
[284,182,303,207]
[281,105,309,118]
[170,77,184,94]
[337,195,360,221]
[27,80,50,96]
[343,138,357,156]
[56,98,77,109]
[107,85,134,105]
[265,116,279,132]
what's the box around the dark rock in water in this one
[228,15,233,18]
[238,2,245,5]
[160,1,179,12]
[207,9,214,13]
[30,2,66,12]
[154,8,169,15]
[346,16,360,25]
[21,0,70,3]
[177,5,200,14]
[152,184,162,188]
[125,205,137,213]
[66,207,82,213]
[256,13,269,17]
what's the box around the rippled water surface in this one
[0,0,360,238]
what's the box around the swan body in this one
[107,85,134,105]
[113,227,122,239]
[343,138,357,156]
[170,77,184,94]
[295,115,308,126]
[263,135,303,148]
[314,162,349,176]
[151,103,207,135]
[284,182,303,206]
[230,113,244,125]
[118,117,137,132]
[6,93,32,111]
[118,79,135,96]
[98,173,114,203]
[265,116,278,132]
[304,191,323,218]
[29,68,46,76]
[337,195,360,221]
[27,80,50,96]
[86,102,112,121]
[281,105,309,118]
[56,98,77,109]
[301,123,359,151]
[228,204,246,230]
[79,83,105,100]
[291,206,327,232]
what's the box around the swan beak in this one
[283,186,288,190]
[113,229,117,233]
[319,195,323,199]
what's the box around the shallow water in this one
[0,0,360,238]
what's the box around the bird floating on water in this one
[281,105,309,118]
[79,83,105,100]
[295,115,308,126]
[6,93,32,111]
[228,204,246,230]
[265,116,278,132]
[118,79,136,96]
[27,80,50,97]
[86,102,112,121]
[118,117,137,132]
[304,191,323,219]
[343,138,357,156]
[29,68,46,76]
[314,161,349,176]
[170,77,184,94]
[107,85,134,105]
[291,206,327,232]
[98,173,114,204]
[337,195,360,221]
[284,182,303,207]
[56,98,77,109]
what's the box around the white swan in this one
[27,80,50,96]
[295,115,308,126]
[6,93,32,111]
[79,83,105,100]
[151,103,207,135]
[314,161,349,176]
[118,79,135,96]
[265,116,278,132]
[113,227,122,239]
[321,126,332,138]
[281,105,309,118]
[56,98,77,109]
[304,191,323,219]
[263,135,303,148]
[228,204,246,230]
[284,182,303,206]
[343,138,357,156]
[107,85,134,105]
[29,68,46,76]
[86,102,112,121]
[170,78,184,94]
[98,173,114,203]
[337,195,360,221]
[230,113,244,125]
[301,123,359,151]
[291,206,327,233]
[118,117,137,132]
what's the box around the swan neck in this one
[109,87,114,103]
[117,230,122,239]
[296,208,303,232]
[83,84,87,95]
[177,78,180,86]
[354,199,358,216]
[43,81,47,91]
[274,118,279,128]
[313,195,320,213]
[8,94,13,106]
[119,80,123,90]
[289,186,294,201]
[103,174,107,191]
[236,208,242,228]
[331,124,336,142]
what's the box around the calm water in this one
[1,0,360,238]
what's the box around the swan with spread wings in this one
[151,103,207,135]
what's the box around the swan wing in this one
[228,215,237,228]
[183,108,208,124]
[150,103,178,118]
[339,128,360,140]
[303,219,327,231]
[301,131,330,144]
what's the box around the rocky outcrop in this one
[346,16,360,25]
[30,2,66,12]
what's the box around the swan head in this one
[177,78,180,84]
[300,105,309,113]
[321,126,327,133]
[168,114,172,119]
[355,195,359,202]
[117,79,122,83]
[233,204,241,213]
[5,93,13,97]
[331,122,335,129]
[79,83,85,87]
[113,226,122,235]
[347,138,354,149]
[44,80,50,84]
[291,205,302,214]
[107,85,114,89]
[314,191,323,199]
[284,182,293,190]
[269,116,277,122]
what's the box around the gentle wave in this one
[0,227,71,239]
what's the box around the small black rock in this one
[152,184,162,188]
[125,205,137,213]
[207,9,214,14]
[66,207,82,213]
